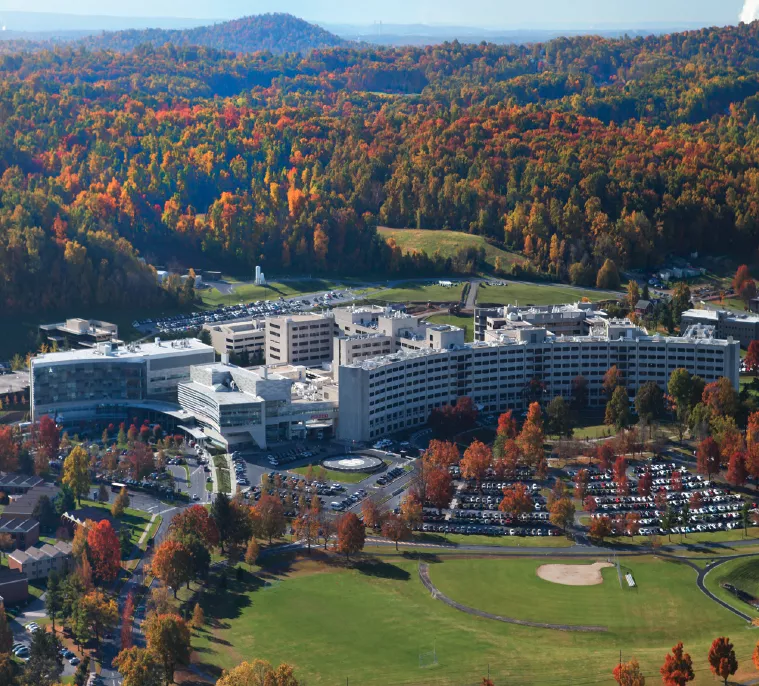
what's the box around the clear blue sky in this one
[0,1,747,28]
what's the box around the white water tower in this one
[255,265,266,286]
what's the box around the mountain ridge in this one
[76,13,348,54]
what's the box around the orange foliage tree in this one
[87,520,122,583]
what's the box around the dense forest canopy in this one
[2,20,759,314]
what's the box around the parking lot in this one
[134,287,360,336]
[587,461,748,536]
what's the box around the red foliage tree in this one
[746,341,759,375]
[168,505,220,549]
[595,442,615,471]
[707,636,737,685]
[574,469,589,500]
[36,415,60,462]
[425,468,453,510]
[702,378,740,418]
[498,483,533,517]
[496,410,518,438]
[87,520,122,583]
[637,469,653,497]
[660,642,694,686]
[0,426,18,472]
[670,470,683,492]
[336,512,365,561]
[121,591,135,650]
[460,440,492,489]
[726,451,748,487]
[613,456,628,492]
[696,437,721,478]
[126,441,155,480]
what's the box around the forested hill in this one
[78,14,348,54]
[3,22,759,318]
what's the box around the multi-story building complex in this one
[266,314,335,367]
[8,541,73,580]
[0,568,28,605]
[473,303,605,342]
[178,362,338,449]
[337,319,739,443]
[204,320,265,362]
[30,339,214,425]
[681,308,759,348]
[39,318,119,350]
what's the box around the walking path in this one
[418,563,608,632]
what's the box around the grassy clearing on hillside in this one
[370,282,466,303]
[476,281,618,306]
[378,228,525,273]
[192,552,755,685]
[425,313,474,341]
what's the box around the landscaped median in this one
[213,453,232,494]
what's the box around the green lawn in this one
[703,556,759,617]
[290,465,376,484]
[199,279,338,309]
[377,227,526,273]
[216,468,232,494]
[410,532,573,548]
[370,282,467,304]
[476,281,619,306]
[425,313,474,342]
[191,553,756,685]
[77,498,152,546]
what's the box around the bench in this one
[625,573,636,588]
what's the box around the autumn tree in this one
[168,505,219,550]
[460,439,492,489]
[111,487,130,518]
[574,469,589,500]
[252,494,286,544]
[425,467,453,510]
[746,341,759,375]
[400,493,423,528]
[596,258,621,289]
[126,442,155,480]
[361,497,385,529]
[702,377,740,419]
[81,590,118,653]
[549,497,575,532]
[121,592,135,650]
[62,445,90,505]
[423,440,460,469]
[151,540,192,597]
[603,366,625,400]
[496,410,518,439]
[293,510,320,552]
[216,660,300,686]
[244,538,259,567]
[696,437,721,478]
[707,636,737,685]
[144,613,191,686]
[87,520,122,583]
[726,451,747,487]
[36,415,60,466]
[589,516,612,542]
[499,483,533,517]
[613,658,646,686]
[660,642,694,686]
[114,647,164,686]
[517,402,545,468]
[191,603,204,630]
[336,512,365,561]
[381,513,411,550]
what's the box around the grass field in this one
[476,281,619,306]
[377,228,525,273]
[370,282,467,304]
[290,465,375,484]
[411,532,573,548]
[192,552,757,685]
[425,313,474,342]
[77,498,152,546]
[703,556,759,617]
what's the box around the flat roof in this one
[32,339,213,365]
[0,371,29,394]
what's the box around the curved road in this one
[418,563,608,632]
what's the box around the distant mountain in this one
[325,22,714,47]
[78,13,348,54]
